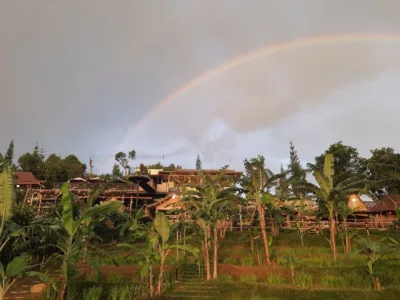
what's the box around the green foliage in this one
[93,211,131,243]
[145,162,183,171]
[115,150,135,176]
[240,256,255,266]
[223,257,237,264]
[0,167,15,233]
[3,141,14,167]
[295,272,313,288]
[218,274,234,282]
[239,273,258,283]
[314,141,367,186]
[196,154,202,170]
[367,147,400,194]
[109,284,135,300]
[17,144,45,179]
[267,273,286,285]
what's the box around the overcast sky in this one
[1,0,400,174]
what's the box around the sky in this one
[1,0,400,174]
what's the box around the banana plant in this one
[151,211,199,296]
[46,183,122,300]
[0,166,14,245]
[0,253,51,300]
[355,237,397,291]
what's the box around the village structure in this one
[15,165,400,230]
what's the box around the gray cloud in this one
[1,1,400,173]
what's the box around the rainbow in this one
[118,33,400,149]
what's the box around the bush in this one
[320,273,348,288]
[12,203,35,226]
[93,211,131,243]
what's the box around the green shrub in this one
[218,274,234,282]
[240,256,255,266]
[267,273,286,285]
[240,273,258,283]
[83,286,103,300]
[295,272,313,288]
[224,257,237,264]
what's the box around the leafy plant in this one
[355,236,398,291]
[0,253,51,300]
[45,183,122,299]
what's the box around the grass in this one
[240,273,258,283]
[82,286,103,300]
[267,273,286,285]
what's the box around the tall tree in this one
[62,155,86,179]
[3,141,14,167]
[315,141,366,186]
[196,154,202,170]
[43,154,68,182]
[367,147,400,194]
[115,150,136,177]
[288,141,307,199]
[112,164,123,179]
[18,144,45,179]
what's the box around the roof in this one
[158,169,242,176]
[369,195,400,212]
[68,177,87,182]
[15,172,41,185]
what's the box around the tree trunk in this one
[59,280,66,300]
[258,205,271,265]
[291,268,295,285]
[149,265,154,298]
[203,226,211,280]
[374,275,382,291]
[271,218,276,237]
[344,218,351,252]
[239,205,243,232]
[213,226,218,279]
[157,256,165,296]
[329,215,338,261]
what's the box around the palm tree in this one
[239,156,283,265]
[307,153,365,261]
[181,167,237,279]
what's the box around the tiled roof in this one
[369,195,400,212]
[15,172,41,185]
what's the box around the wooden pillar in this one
[129,195,133,212]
